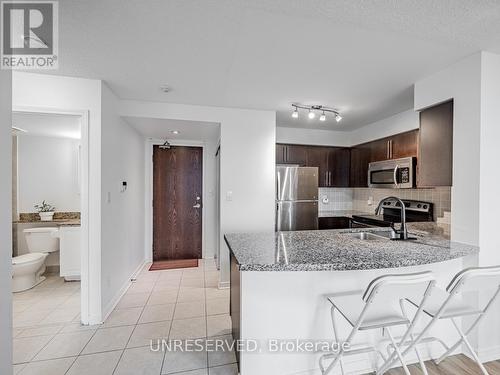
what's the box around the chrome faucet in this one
[375,196,409,240]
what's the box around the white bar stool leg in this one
[400,300,429,375]
[385,328,411,375]
[330,307,346,375]
[450,318,489,375]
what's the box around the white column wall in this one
[477,52,500,359]
[12,72,102,324]
[0,69,12,375]
[100,84,146,318]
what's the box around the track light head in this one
[292,108,299,118]
[308,110,315,119]
[335,114,342,122]
[319,112,326,122]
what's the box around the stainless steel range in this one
[352,199,433,227]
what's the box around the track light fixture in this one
[290,104,342,123]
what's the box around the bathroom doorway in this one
[11,108,92,342]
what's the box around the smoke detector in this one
[160,85,171,93]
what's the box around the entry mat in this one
[149,259,199,271]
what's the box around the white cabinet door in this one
[58,226,81,280]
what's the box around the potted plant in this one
[34,201,56,221]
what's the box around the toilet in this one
[12,227,60,292]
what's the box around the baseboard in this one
[477,344,500,363]
[101,260,146,322]
[218,280,230,289]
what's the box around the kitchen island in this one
[225,226,478,375]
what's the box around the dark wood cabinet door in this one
[285,144,307,165]
[328,148,350,187]
[418,100,453,187]
[350,145,370,187]
[153,146,203,261]
[370,138,390,162]
[306,146,329,187]
[391,130,419,159]
[276,144,286,164]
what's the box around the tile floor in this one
[12,259,237,375]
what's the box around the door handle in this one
[193,203,201,209]
[393,164,400,188]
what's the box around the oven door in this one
[368,157,415,189]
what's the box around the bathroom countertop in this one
[13,219,81,226]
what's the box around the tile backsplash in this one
[318,188,353,211]
[319,187,451,221]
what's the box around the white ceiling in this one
[12,112,81,139]
[50,0,500,131]
[124,117,220,143]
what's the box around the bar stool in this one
[319,271,436,375]
[379,265,500,375]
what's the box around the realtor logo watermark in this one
[1,1,58,69]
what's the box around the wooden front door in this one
[153,145,202,261]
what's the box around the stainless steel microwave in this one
[368,157,416,189]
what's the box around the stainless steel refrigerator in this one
[276,166,319,231]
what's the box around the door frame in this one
[145,139,206,262]
[11,105,97,325]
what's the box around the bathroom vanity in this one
[57,225,81,281]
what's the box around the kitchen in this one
[225,97,497,374]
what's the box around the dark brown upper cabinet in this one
[329,148,350,187]
[391,130,419,159]
[304,146,329,187]
[305,146,350,187]
[350,144,371,187]
[276,144,307,165]
[349,130,419,188]
[369,130,419,162]
[418,100,453,187]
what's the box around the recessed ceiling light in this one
[171,130,180,135]
[160,85,171,93]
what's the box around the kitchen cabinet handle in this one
[390,140,393,159]
[386,140,390,159]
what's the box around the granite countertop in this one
[13,219,81,226]
[224,225,478,272]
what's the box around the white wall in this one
[477,52,500,358]
[0,70,12,375]
[414,51,500,361]
[118,101,276,287]
[17,135,81,213]
[13,72,102,324]
[349,109,419,145]
[203,139,219,259]
[414,53,482,246]
[100,84,145,317]
[276,127,351,147]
